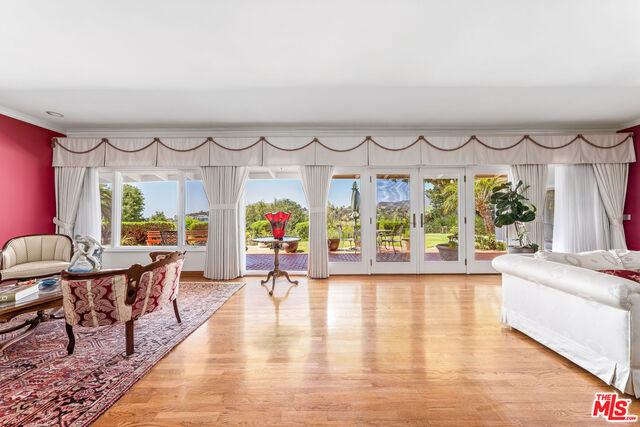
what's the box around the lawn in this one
[425,233,449,249]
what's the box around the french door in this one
[362,166,507,274]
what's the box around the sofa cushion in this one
[0,261,70,280]
[611,249,640,270]
[534,250,623,270]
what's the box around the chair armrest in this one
[493,254,640,310]
[0,250,3,270]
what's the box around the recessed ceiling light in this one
[45,111,64,118]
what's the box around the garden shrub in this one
[121,221,175,246]
[191,222,208,230]
[295,221,309,240]
[474,233,506,250]
[250,220,271,237]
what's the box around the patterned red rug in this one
[0,281,244,427]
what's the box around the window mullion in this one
[112,171,122,248]
[178,171,186,248]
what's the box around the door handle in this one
[420,213,424,228]
[413,213,416,228]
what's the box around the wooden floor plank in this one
[94,274,639,425]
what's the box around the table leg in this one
[0,309,63,353]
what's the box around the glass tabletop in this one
[0,281,62,313]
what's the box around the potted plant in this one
[327,228,340,251]
[436,226,459,261]
[490,180,539,254]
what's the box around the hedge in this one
[295,221,309,240]
[250,220,271,237]
[121,221,175,245]
[191,222,208,230]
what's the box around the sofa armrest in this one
[492,254,640,310]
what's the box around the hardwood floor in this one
[94,274,639,425]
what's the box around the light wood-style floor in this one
[94,274,639,426]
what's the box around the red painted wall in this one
[621,125,640,249]
[0,115,65,247]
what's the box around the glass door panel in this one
[419,169,466,273]
[371,171,417,274]
[466,168,509,273]
[328,172,368,274]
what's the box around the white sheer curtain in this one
[73,168,101,241]
[593,163,629,249]
[553,165,610,253]
[201,166,248,280]
[299,165,334,279]
[510,164,548,248]
[54,167,87,237]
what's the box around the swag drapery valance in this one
[52,133,635,167]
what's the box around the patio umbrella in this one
[350,181,360,217]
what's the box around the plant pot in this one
[285,241,298,253]
[436,244,459,261]
[402,237,410,251]
[507,246,536,254]
[328,238,340,251]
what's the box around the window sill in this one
[103,246,207,253]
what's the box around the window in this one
[185,172,209,246]
[327,174,361,262]
[543,165,556,250]
[245,176,308,271]
[120,171,178,246]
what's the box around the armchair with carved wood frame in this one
[60,251,185,356]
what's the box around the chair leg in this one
[173,299,182,323]
[65,323,75,355]
[125,320,134,356]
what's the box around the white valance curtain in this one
[54,167,86,237]
[201,166,249,280]
[510,165,548,248]
[299,166,334,279]
[552,165,611,253]
[73,168,101,241]
[52,133,635,167]
[593,163,629,249]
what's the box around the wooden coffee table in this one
[0,282,63,352]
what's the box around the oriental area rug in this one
[0,281,244,426]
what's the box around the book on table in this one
[0,282,40,303]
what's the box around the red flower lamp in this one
[265,212,291,239]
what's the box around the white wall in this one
[103,249,206,271]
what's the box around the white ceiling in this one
[1,0,639,133]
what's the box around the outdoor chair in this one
[337,224,360,252]
[160,230,177,246]
[380,224,404,253]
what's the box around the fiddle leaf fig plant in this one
[489,180,538,251]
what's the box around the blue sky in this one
[129,178,361,218]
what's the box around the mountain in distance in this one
[377,200,410,209]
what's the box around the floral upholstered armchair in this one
[60,251,185,356]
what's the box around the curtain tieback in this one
[309,207,325,214]
[612,217,624,226]
[53,217,71,230]
[210,204,237,210]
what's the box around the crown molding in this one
[0,105,66,134]
[618,117,640,131]
[65,125,621,138]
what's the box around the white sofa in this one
[0,234,73,282]
[492,249,640,397]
